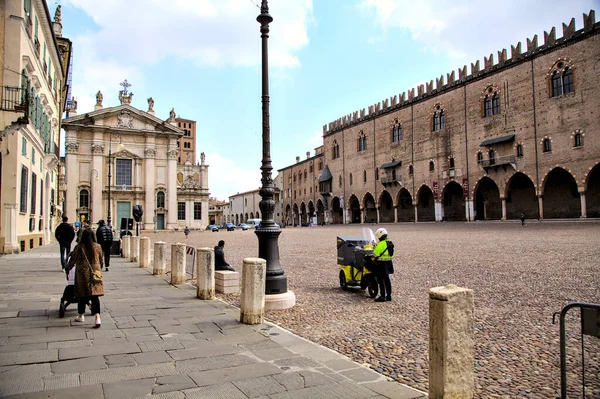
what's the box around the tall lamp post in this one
[255,1,295,308]
[106,135,124,227]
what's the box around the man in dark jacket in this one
[96,220,114,271]
[214,240,235,271]
[55,216,75,269]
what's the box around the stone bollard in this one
[153,241,167,275]
[240,257,266,325]
[122,236,131,259]
[196,248,215,300]
[429,284,474,399]
[139,237,151,268]
[130,236,140,263]
[170,243,186,285]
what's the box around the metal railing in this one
[552,302,600,398]
[0,86,28,113]
[478,155,516,168]
[381,176,402,185]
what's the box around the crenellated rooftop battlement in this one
[323,10,597,136]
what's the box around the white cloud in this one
[308,129,322,148]
[205,152,262,201]
[358,0,597,67]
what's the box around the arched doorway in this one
[250,212,254,219]
[331,197,344,224]
[316,199,325,225]
[396,189,414,222]
[293,203,299,226]
[363,193,377,223]
[417,186,435,222]
[308,201,315,224]
[543,168,580,219]
[285,204,292,226]
[300,202,307,225]
[474,177,501,220]
[505,172,538,220]
[349,195,361,223]
[442,181,465,221]
[586,164,600,218]
[378,191,394,223]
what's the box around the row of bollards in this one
[120,236,267,326]
[121,237,475,398]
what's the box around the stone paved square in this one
[146,221,600,398]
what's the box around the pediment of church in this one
[62,104,183,136]
[111,148,141,159]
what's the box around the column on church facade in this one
[144,145,156,230]
[64,141,80,222]
[91,139,104,223]
[166,141,178,229]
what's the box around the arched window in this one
[293,173,297,182]
[363,170,367,183]
[574,133,583,147]
[409,165,414,175]
[483,87,501,117]
[543,138,552,152]
[516,144,524,157]
[339,175,342,187]
[375,168,379,181]
[449,157,455,169]
[550,61,575,97]
[304,169,307,179]
[492,93,500,114]
[433,105,445,131]
[391,169,396,181]
[477,152,483,164]
[488,150,496,165]
[349,173,353,185]
[318,160,323,170]
[332,140,340,159]
[358,132,367,152]
[392,120,402,142]
[429,161,435,172]
[156,191,165,208]
[79,189,89,208]
[298,172,302,181]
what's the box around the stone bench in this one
[215,270,240,294]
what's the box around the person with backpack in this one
[371,227,394,302]
[95,220,113,272]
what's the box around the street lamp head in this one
[256,0,272,25]
[117,142,125,152]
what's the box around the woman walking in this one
[66,228,104,328]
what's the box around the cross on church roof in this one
[119,79,132,95]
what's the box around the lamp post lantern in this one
[255,1,293,304]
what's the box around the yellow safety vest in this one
[374,240,393,261]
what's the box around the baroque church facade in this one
[281,11,600,225]
[62,86,209,232]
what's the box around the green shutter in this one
[34,17,38,39]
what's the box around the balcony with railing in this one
[381,175,403,187]
[1,86,28,114]
[478,155,516,171]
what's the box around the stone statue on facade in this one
[54,5,62,24]
[201,152,205,165]
[169,108,176,120]
[147,97,154,112]
[96,90,103,106]
[70,97,77,111]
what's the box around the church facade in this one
[62,88,209,231]
[281,11,600,224]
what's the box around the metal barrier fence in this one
[553,302,600,398]
[185,246,196,280]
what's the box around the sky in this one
[57,0,599,201]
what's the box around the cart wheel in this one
[368,275,378,298]
[339,270,348,291]
[59,300,65,318]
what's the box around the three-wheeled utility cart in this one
[337,231,378,298]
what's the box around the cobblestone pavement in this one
[144,221,600,399]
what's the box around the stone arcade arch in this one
[300,202,307,225]
[363,192,377,223]
[316,199,325,225]
[250,212,254,219]
[542,167,580,219]
[442,181,465,221]
[505,172,538,220]
[308,201,315,224]
[474,177,501,220]
[292,203,299,226]
[396,189,414,222]
[586,163,600,218]
[348,195,361,223]
[378,191,394,223]
[417,185,435,222]
[331,197,344,224]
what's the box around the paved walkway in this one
[0,244,426,399]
